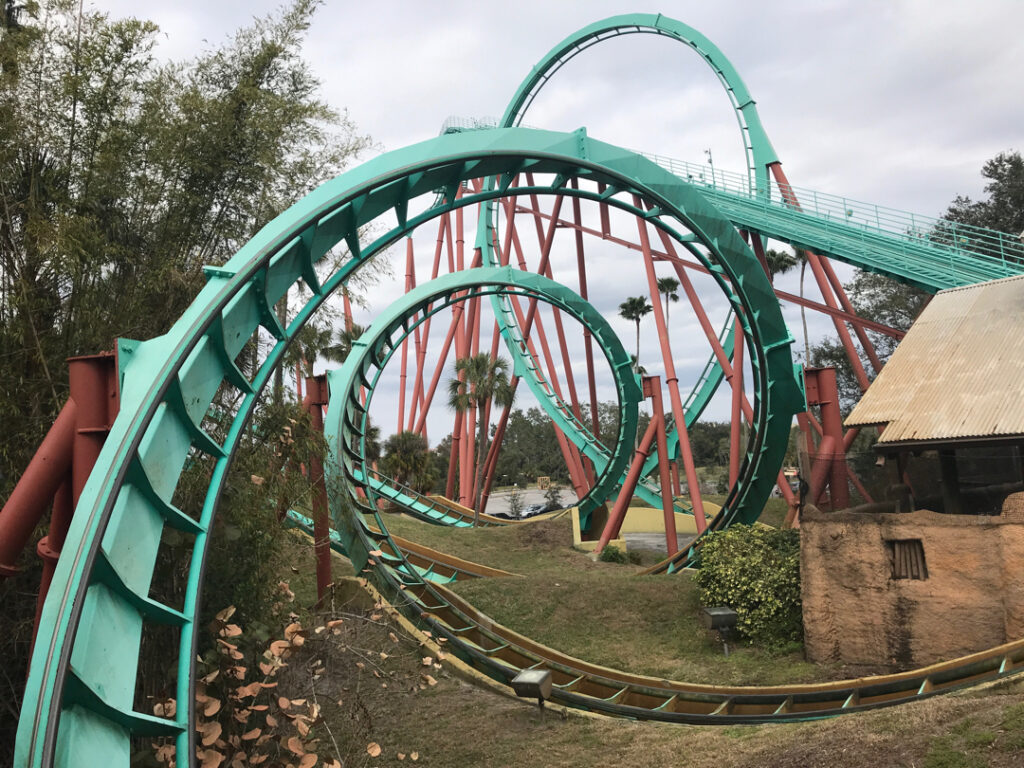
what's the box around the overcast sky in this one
[98,1,1024,445]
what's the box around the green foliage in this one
[694,524,802,647]
[543,481,563,510]
[598,545,628,564]
[489,407,571,488]
[763,247,800,279]
[618,295,653,371]
[508,485,523,518]
[0,0,370,732]
[944,150,1024,238]
[447,353,515,517]
[0,0,370,495]
[380,430,435,493]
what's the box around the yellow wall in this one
[570,503,722,551]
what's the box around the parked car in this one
[520,502,555,519]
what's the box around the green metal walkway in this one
[638,152,1024,292]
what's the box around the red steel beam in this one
[804,366,849,509]
[596,400,662,553]
[398,237,414,433]
[304,374,333,604]
[0,401,76,577]
[728,315,744,488]
[635,205,706,530]
[647,377,679,557]
[570,180,603,441]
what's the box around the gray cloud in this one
[96,0,1024,439]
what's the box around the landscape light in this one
[511,668,553,721]
[703,606,738,656]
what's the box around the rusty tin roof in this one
[846,274,1024,445]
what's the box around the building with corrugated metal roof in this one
[846,274,1024,515]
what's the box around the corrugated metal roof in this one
[845,274,1024,444]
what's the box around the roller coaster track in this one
[461,11,1020,529]
[31,128,817,766]
[16,13,1024,766]
[288,498,1024,724]
[356,466,512,527]
[284,510,517,583]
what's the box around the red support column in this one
[304,374,333,604]
[398,237,415,433]
[24,351,118,642]
[728,316,744,487]
[596,410,661,554]
[0,401,76,577]
[804,367,849,510]
[647,378,679,557]
[636,208,707,530]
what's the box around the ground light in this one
[703,607,739,656]
[512,669,554,721]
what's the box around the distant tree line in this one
[422,402,735,494]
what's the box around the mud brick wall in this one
[800,506,1024,669]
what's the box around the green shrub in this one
[693,524,802,647]
[598,545,628,564]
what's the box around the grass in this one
[372,512,829,686]
[266,524,1024,768]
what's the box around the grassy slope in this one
[378,512,828,685]
[275,531,1024,768]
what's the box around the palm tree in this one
[629,354,647,377]
[322,322,367,365]
[379,430,433,491]
[618,296,653,373]
[447,353,515,524]
[764,248,799,280]
[656,276,680,326]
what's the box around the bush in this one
[598,545,628,564]
[693,525,802,647]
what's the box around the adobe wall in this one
[800,505,1024,670]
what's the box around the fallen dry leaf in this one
[286,735,305,756]
[215,606,237,622]
[269,640,291,657]
[198,720,222,746]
